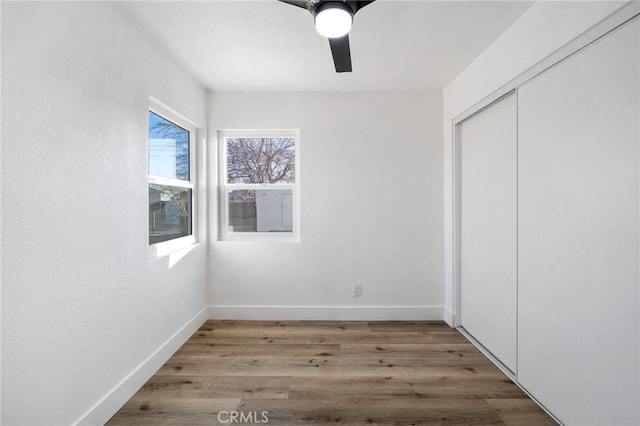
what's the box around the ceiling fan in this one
[278,0,376,73]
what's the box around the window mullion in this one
[224,184,295,191]
[149,176,194,189]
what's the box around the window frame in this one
[218,129,300,242]
[148,99,198,257]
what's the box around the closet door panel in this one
[517,19,639,425]
[460,93,517,372]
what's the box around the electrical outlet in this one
[352,283,362,297]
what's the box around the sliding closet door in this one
[460,93,517,372]
[518,19,639,425]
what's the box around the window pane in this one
[228,190,256,232]
[228,189,293,233]
[226,137,295,184]
[149,111,190,180]
[149,184,192,245]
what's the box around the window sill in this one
[148,235,199,260]
[218,233,300,243]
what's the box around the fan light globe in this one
[315,6,352,38]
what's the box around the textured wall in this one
[1,3,207,424]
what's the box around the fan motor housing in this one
[313,1,356,17]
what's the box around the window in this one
[148,103,196,248]
[219,130,299,241]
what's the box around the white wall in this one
[442,0,629,324]
[1,3,207,425]
[0,2,4,423]
[208,92,444,320]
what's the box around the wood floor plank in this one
[199,320,371,332]
[288,376,527,400]
[174,343,342,358]
[486,399,557,425]
[367,321,453,332]
[237,398,503,425]
[153,357,499,378]
[154,358,324,377]
[188,332,466,345]
[108,397,241,425]
[107,320,555,425]
[133,376,290,399]
[340,343,481,357]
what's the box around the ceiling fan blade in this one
[352,1,376,14]
[277,0,309,10]
[329,35,352,73]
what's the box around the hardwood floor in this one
[107,321,555,425]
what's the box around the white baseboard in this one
[207,305,444,321]
[444,307,457,327]
[74,306,208,426]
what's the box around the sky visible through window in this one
[149,111,190,181]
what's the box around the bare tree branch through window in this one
[227,138,295,184]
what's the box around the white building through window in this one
[219,129,299,241]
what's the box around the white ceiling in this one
[122,0,534,91]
